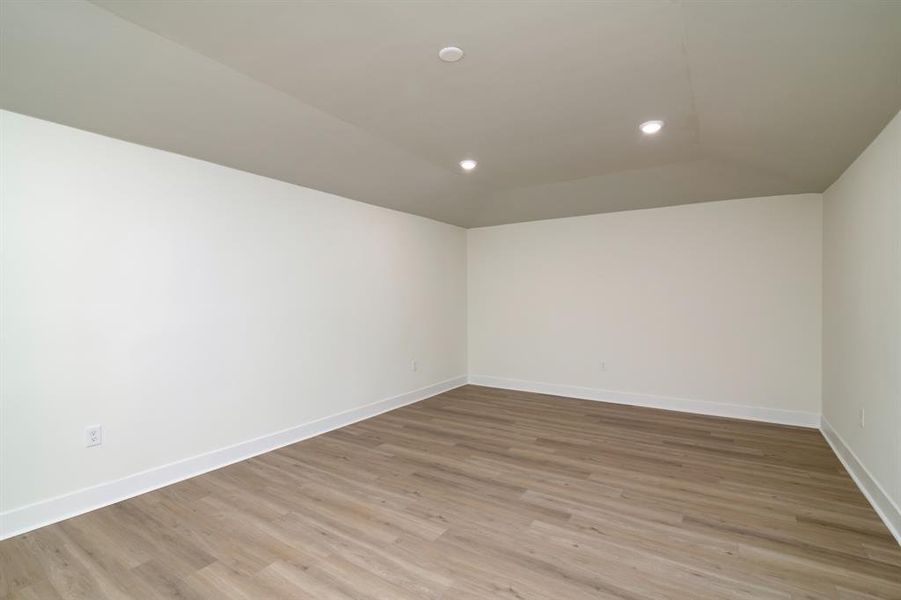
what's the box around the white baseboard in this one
[468,375,821,428]
[9,375,895,550]
[0,376,467,541]
[820,417,901,546]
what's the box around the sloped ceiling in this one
[2,0,900,227]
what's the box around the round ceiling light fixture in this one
[438,46,464,62]
[459,159,477,171]
[639,120,664,134]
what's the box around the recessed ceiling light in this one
[459,159,477,171]
[639,120,664,134]
[439,46,464,62]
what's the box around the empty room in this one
[1,1,900,598]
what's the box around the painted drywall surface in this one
[468,194,822,414]
[823,109,901,515]
[0,110,467,512]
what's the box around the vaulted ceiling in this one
[2,0,900,227]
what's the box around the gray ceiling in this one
[2,0,900,227]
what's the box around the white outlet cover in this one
[85,425,102,447]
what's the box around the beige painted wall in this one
[822,109,901,524]
[468,194,823,422]
[0,111,467,515]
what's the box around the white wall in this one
[468,194,823,424]
[0,111,467,527]
[7,107,895,542]
[822,110,901,538]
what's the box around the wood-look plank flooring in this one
[2,385,899,599]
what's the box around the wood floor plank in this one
[2,385,899,599]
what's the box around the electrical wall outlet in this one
[411,359,418,372]
[599,360,607,371]
[85,425,102,447]
[859,408,865,429]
